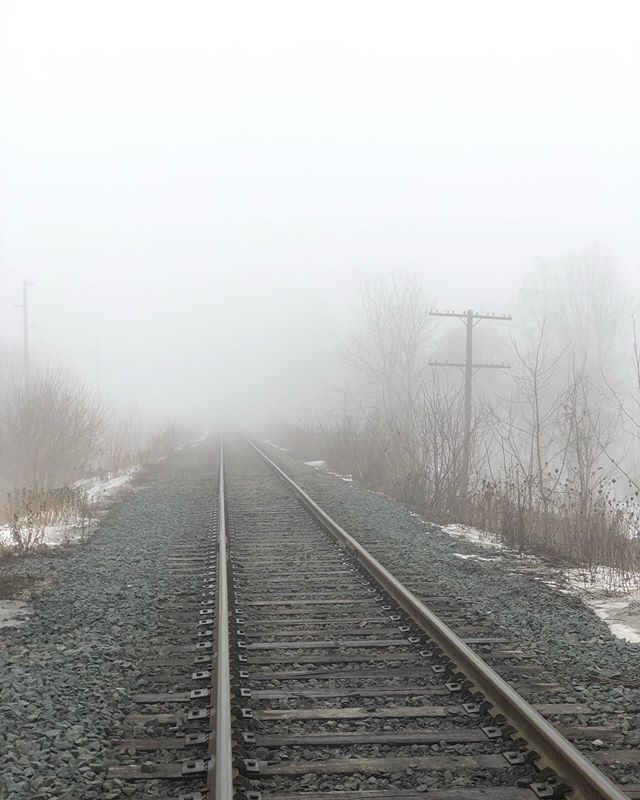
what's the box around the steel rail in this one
[209,440,234,800]
[248,439,628,800]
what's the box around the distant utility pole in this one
[96,337,102,396]
[15,280,33,387]
[429,309,511,496]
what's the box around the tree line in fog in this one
[276,248,640,577]
[0,361,197,492]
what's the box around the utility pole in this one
[429,309,511,497]
[22,280,29,385]
[96,337,101,395]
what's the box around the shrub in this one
[0,368,105,488]
[4,487,91,552]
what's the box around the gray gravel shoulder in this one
[0,441,219,800]
[261,444,640,766]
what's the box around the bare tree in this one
[560,362,617,513]
[493,321,567,507]
[518,246,630,380]
[344,274,431,416]
[415,373,467,514]
[342,275,434,499]
[97,412,146,474]
[0,368,106,488]
[596,316,640,492]
[278,264,640,576]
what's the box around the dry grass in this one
[3,487,91,553]
[272,422,640,579]
[467,475,640,576]
[0,368,105,488]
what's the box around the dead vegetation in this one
[0,369,105,489]
[3,487,91,552]
[274,259,640,579]
[0,365,200,554]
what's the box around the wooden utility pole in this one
[429,309,511,496]
[22,279,30,387]
[95,337,101,395]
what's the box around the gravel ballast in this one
[260,442,640,786]
[0,442,218,800]
[225,442,542,796]
[2,436,640,798]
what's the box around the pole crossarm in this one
[430,362,510,369]
[430,310,512,321]
[429,307,512,495]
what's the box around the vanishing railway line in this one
[109,438,639,800]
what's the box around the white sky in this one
[1,1,639,423]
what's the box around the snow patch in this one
[441,524,505,551]
[304,459,353,482]
[0,521,89,548]
[562,565,640,594]
[0,467,138,550]
[453,552,502,562]
[435,521,640,644]
[606,622,640,643]
[75,467,139,503]
[45,525,80,547]
[328,470,353,482]
[579,592,640,644]
[263,440,290,452]
[550,568,640,644]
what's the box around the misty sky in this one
[1,1,639,424]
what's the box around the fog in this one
[1,1,639,428]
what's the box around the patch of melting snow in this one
[441,523,505,550]
[586,594,640,644]
[554,568,640,644]
[304,459,354,483]
[45,524,81,546]
[0,600,32,629]
[75,466,139,502]
[453,552,502,562]
[263,440,290,452]
[327,470,353,482]
[606,622,640,643]
[436,521,640,644]
[0,521,87,548]
[0,467,138,551]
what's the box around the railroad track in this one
[109,438,639,800]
